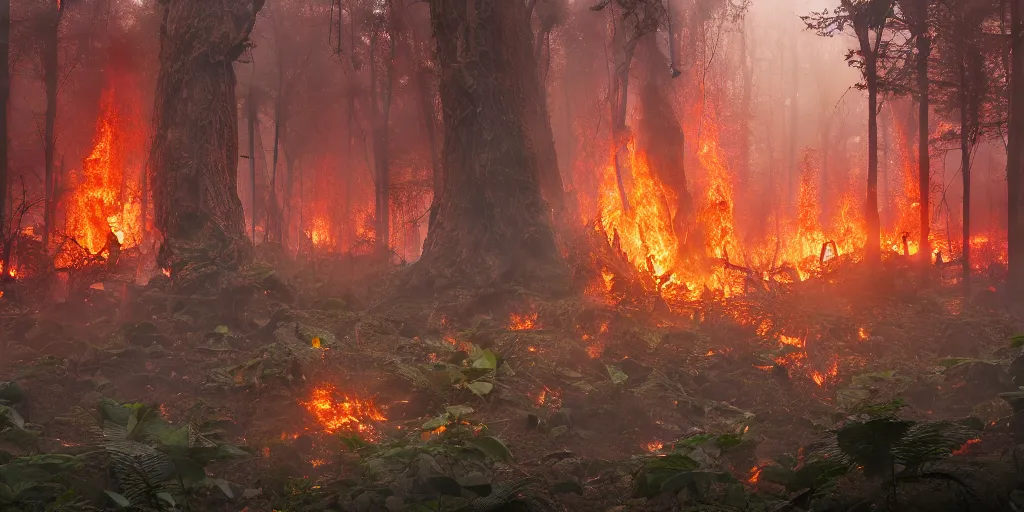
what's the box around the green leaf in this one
[104,490,131,508]
[425,476,463,497]
[471,350,498,370]
[0,405,24,429]
[171,456,208,487]
[445,405,475,419]
[214,325,230,335]
[606,365,628,385]
[208,477,234,499]
[421,414,449,431]
[466,381,494,396]
[836,418,913,479]
[469,436,514,463]
[1011,335,1024,349]
[156,492,176,507]
[0,382,25,405]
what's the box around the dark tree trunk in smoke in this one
[150,0,264,292]
[0,0,8,252]
[526,0,565,213]
[414,0,565,290]
[1010,0,1024,293]
[637,35,691,246]
[369,1,396,257]
[960,60,971,288]
[43,8,60,248]
[915,7,931,272]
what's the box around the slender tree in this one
[0,0,8,252]
[897,0,932,271]
[42,3,63,247]
[805,0,896,266]
[1011,0,1024,292]
[150,0,265,291]
[414,0,564,289]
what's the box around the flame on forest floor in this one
[858,327,869,341]
[747,466,762,484]
[508,311,538,331]
[303,384,386,439]
[952,438,980,456]
[59,86,144,267]
[644,440,664,453]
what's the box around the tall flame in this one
[63,87,144,258]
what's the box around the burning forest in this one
[3,0,1024,510]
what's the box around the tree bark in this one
[415,0,564,290]
[1010,0,1024,293]
[916,11,931,271]
[0,0,8,248]
[369,3,396,256]
[43,9,60,248]
[150,0,263,292]
[960,63,971,287]
[864,34,882,265]
[247,80,257,242]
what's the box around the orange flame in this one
[508,312,538,331]
[61,86,144,263]
[952,438,980,456]
[303,384,386,439]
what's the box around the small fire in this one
[303,384,386,439]
[779,335,805,349]
[644,441,664,453]
[747,466,762,484]
[952,438,980,456]
[858,327,869,341]
[811,360,839,387]
[508,311,538,331]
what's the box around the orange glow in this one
[952,438,980,456]
[305,214,334,249]
[303,384,386,439]
[60,85,145,266]
[747,466,762,484]
[644,441,664,452]
[858,327,869,341]
[508,311,538,331]
[598,137,683,294]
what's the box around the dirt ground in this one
[1,252,1022,511]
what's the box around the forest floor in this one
[1,250,1023,512]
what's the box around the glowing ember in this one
[858,327,869,341]
[303,384,386,439]
[508,311,538,331]
[747,466,762,484]
[644,441,664,453]
[952,438,980,456]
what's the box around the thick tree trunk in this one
[524,17,564,213]
[416,0,564,290]
[1010,0,1024,292]
[917,20,931,270]
[150,0,263,292]
[43,10,59,248]
[0,0,8,247]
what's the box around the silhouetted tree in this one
[805,0,897,266]
[413,0,564,290]
[150,0,265,291]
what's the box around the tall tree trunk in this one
[369,5,395,256]
[1009,0,1024,292]
[960,61,971,287]
[863,34,882,265]
[416,63,441,231]
[43,9,60,248]
[247,82,257,242]
[0,0,8,249]
[150,0,263,292]
[525,11,564,213]
[416,0,564,290]
[917,19,931,269]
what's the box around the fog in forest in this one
[1,0,1023,511]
